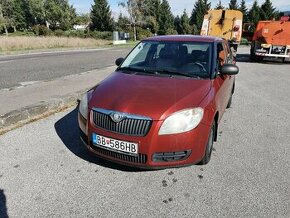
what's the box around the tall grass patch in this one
[0,36,111,52]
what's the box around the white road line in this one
[0,60,13,64]
[19,81,42,86]
[0,48,111,58]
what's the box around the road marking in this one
[0,60,13,64]
[111,49,124,52]
[19,81,42,86]
[0,48,111,59]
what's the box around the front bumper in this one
[78,112,211,169]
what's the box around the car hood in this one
[89,71,212,120]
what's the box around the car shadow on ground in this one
[0,189,8,218]
[54,107,147,172]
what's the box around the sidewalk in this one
[0,66,115,134]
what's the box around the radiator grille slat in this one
[92,110,152,136]
[91,146,147,164]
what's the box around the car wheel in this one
[226,93,232,109]
[198,121,215,165]
[226,83,235,109]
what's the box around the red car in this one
[78,35,239,169]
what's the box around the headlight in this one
[159,108,204,135]
[79,93,88,119]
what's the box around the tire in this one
[198,121,216,165]
[255,55,264,62]
[250,41,264,62]
[226,93,232,109]
[226,83,235,109]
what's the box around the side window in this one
[217,43,225,70]
[223,42,233,63]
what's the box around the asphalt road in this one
[0,47,132,89]
[0,48,290,217]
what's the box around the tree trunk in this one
[13,26,16,32]
[46,20,49,29]
[133,24,136,41]
[4,25,8,36]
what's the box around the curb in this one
[0,90,85,135]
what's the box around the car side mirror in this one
[220,64,239,75]
[115,57,124,66]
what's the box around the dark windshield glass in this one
[119,41,212,78]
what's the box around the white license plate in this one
[92,133,138,155]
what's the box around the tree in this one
[0,0,14,35]
[190,0,211,34]
[118,0,163,38]
[119,0,142,40]
[174,16,182,34]
[116,13,130,32]
[44,0,76,30]
[27,0,46,26]
[146,0,161,18]
[248,0,260,25]
[228,0,238,10]
[0,3,8,35]
[239,0,248,22]
[260,0,277,20]
[215,0,224,10]
[144,0,161,34]
[180,10,191,34]
[12,0,28,30]
[75,13,90,25]
[90,0,113,31]
[158,0,174,35]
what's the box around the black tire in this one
[226,93,232,109]
[250,41,264,62]
[198,121,216,165]
[227,83,235,109]
[255,55,264,62]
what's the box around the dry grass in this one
[0,36,111,53]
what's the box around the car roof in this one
[143,35,223,43]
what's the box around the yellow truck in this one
[201,10,243,56]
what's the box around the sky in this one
[69,0,290,17]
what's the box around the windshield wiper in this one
[154,69,198,78]
[118,66,143,72]
[119,66,160,75]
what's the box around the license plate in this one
[92,133,138,155]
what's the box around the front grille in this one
[152,150,191,162]
[91,145,147,164]
[92,109,152,136]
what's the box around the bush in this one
[136,28,152,40]
[87,31,113,40]
[32,25,51,36]
[64,30,86,38]
[54,29,64,37]
[9,31,35,37]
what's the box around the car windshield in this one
[119,41,212,78]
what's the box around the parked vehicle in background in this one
[78,35,239,169]
[250,16,290,62]
[201,10,243,57]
